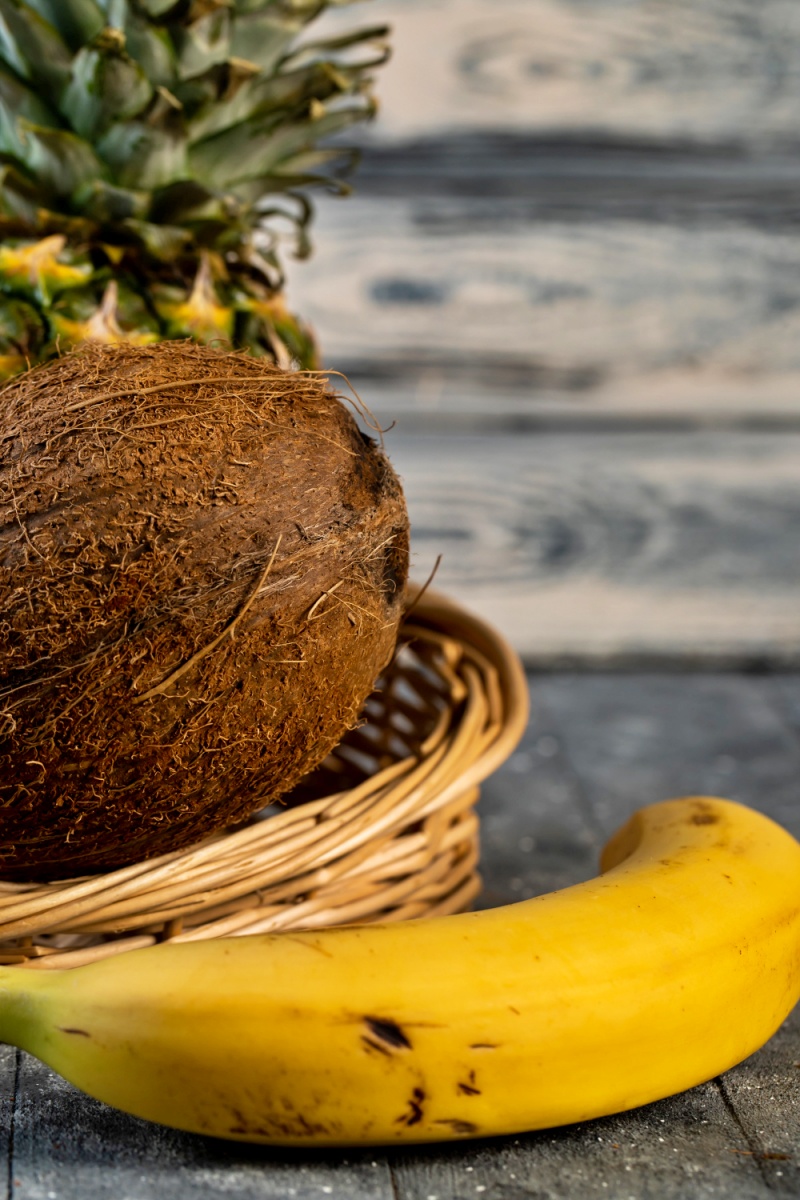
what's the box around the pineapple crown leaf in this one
[120,215,193,260]
[174,7,232,80]
[187,95,372,191]
[23,0,105,49]
[132,0,184,19]
[1,0,386,218]
[0,62,61,173]
[97,118,189,191]
[72,176,150,222]
[61,31,155,140]
[108,9,175,86]
[0,160,40,223]
[15,121,104,198]
[285,22,390,68]
[0,0,74,95]
[0,0,387,372]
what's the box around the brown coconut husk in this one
[0,342,409,880]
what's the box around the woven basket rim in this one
[0,587,528,968]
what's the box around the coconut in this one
[0,342,409,880]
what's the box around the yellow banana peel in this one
[0,796,797,1146]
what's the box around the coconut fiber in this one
[0,342,409,879]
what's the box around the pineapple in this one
[0,0,388,377]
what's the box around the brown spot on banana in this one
[458,1070,481,1096]
[362,1016,413,1055]
[396,1086,426,1126]
[435,1119,479,1135]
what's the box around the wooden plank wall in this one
[289,0,800,664]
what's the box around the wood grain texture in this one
[387,431,800,663]
[767,677,800,734]
[476,691,601,907]
[292,193,800,424]
[290,0,800,427]
[320,0,800,147]
[355,137,800,215]
[719,1004,800,1196]
[0,1046,14,1200]
[389,1084,771,1200]
[10,1055,396,1200]
[532,675,800,838]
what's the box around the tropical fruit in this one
[0,0,388,374]
[0,1,404,879]
[0,341,409,878]
[0,798,797,1143]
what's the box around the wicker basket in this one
[0,586,528,969]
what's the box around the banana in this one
[0,796,798,1146]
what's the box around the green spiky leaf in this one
[0,291,46,374]
[96,84,188,190]
[150,179,243,231]
[0,59,59,129]
[175,5,231,79]
[228,9,302,74]
[0,0,391,372]
[134,0,181,18]
[104,4,175,86]
[73,176,150,222]
[23,0,105,49]
[0,0,73,95]
[187,42,385,141]
[15,122,104,198]
[120,217,193,261]
[62,30,154,139]
[0,62,61,166]
[48,279,160,342]
[189,99,372,190]
[284,22,390,71]
[0,161,39,223]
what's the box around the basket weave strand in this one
[0,587,528,968]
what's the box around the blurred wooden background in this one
[291,0,800,665]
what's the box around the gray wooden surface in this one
[287,0,800,664]
[4,673,799,1199]
[388,432,800,664]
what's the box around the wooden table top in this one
[4,671,798,1199]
